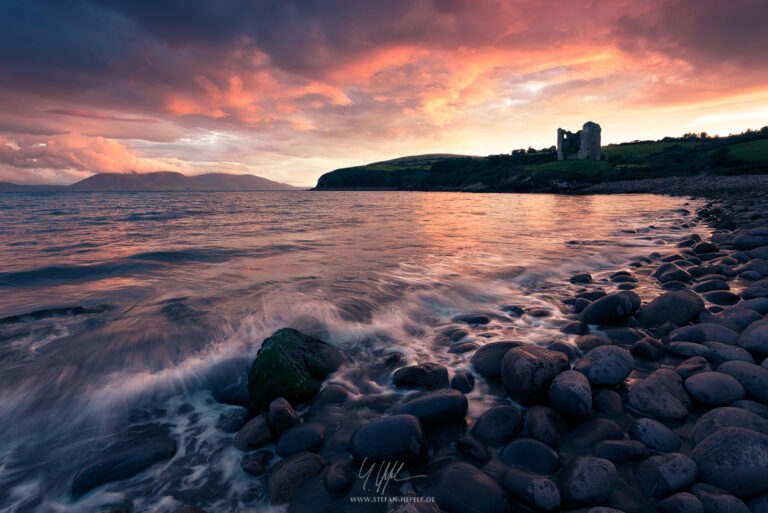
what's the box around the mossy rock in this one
[247,328,350,411]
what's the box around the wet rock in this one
[662,280,689,291]
[592,389,624,416]
[548,341,580,361]
[657,492,704,513]
[630,337,666,360]
[561,321,590,335]
[500,468,561,512]
[577,290,607,302]
[311,384,350,410]
[322,458,355,495]
[393,363,449,390]
[498,438,561,475]
[398,389,468,427]
[571,418,624,448]
[525,405,565,448]
[675,356,711,379]
[626,369,690,420]
[216,408,249,433]
[628,418,680,453]
[693,242,719,254]
[571,273,593,284]
[691,427,768,497]
[454,313,491,325]
[527,307,553,317]
[691,483,751,513]
[573,346,633,386]
[549,370,592,419]
[719,307,762,330]
[575,334,612,352]
[233,413,272,451]
[693,280,729,293]
[454,435,491,463]
[448,342,478,354]
[737,297,768,313]
[350,414,425,463]
[574,298,592,313]
[637,290,705,328]
[558,456,617,507]
[733,399,768,418]
[702,341,754,365]
[418,459,511,513]
[658,267,693,283]
[580,293,637,325]
[717,361,768,403]
[684,372,745,405]
[502,305,525,316]
[691,406,768,444]
[267,451,325,504]
[704,291,741,306]
[268,397,302,435]
[668,342,711,359]
[450,371,475,393]
[71,437,178,497]
[471,405,523,445]
[635,453,698,497]
[276,422,325,456]
[471,341,522,378]
[501,346,569,406]
[247,328,350,411]
[665,323,740,345]
[593,440,645,464]
[739,317,768,353]
[241,450,272,476]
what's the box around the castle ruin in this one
[557,121,601,161]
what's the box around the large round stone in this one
[637,290,705,328]
[498,438,561,475]
[740,318,768,353]
[690,407,768,444]
[471,341,522,378]
[276,422,325,456]
[397,389,468,427]
[691,427,768,497]
[350,414,426,462]
[628,418,680,453]
[717,361,768,403]
[393,363,449,390]
[267,451,325,504]
[558,456,617,507]
[501,346,569,406]
[684,372,745,405]
[525,406,565,448]
[548,370,592,418]
[418,460,511,513]
[500,468,560,512]
[635,453,698,497]
[573,345,633,386]
[579,292,636,325]
[627,369,690,420]
[470,405,523,445]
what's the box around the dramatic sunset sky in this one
[1,0,767,186]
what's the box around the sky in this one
[1,0,767,187]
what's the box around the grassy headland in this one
[314,127,768,192]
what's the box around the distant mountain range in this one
[0,171,303,192]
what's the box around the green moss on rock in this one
[247,328,350,411]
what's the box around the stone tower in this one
[557,121,601,161]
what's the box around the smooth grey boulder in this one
[628,418,680,453]
[702,341,754,365]
[593,440,645,464]
[471,341,522,378]
[267,451,325,504]
[684,372,745,405]
[575,334,612,352]
[675,356,711,379]
[740,318,768,353]
[233,413,272,451]
[418,459,511,513]
[573,346,633,386]
[501,346,569,406]
[691,427,768,497]
[393,363,449,390]
[665,323,740,345]
[733,399,768,418]
[579,293,636,325]
[558,456,617,507]
[350,414,425,462]
[498,438,561,475]
[626,369,690,420]
[268,397,302,435]
[548,370,592,418]
[525,405,565,448]
[500,468,560,512]
[398,389,468,427]
[276,422,325,456]
[637,290,705,327]
[657,492,704,513]
[690,483,751,513]
[322,458,355,495]
[691,407,768,444]
[471,405,523,445]
[635,453,698,497]
[450,371,475,393]
[717,361,768,403]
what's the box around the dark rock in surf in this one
[471,405,523,445]
[322,458,356,495]
[558,456,617,507]
[548,370,592,419]
[450,371,475,393]
[636,290,705,328]
[525,405,565,448]
[398,389,468,427]
[241,450,272,476]
[276,422,325,456]
[418,459,511,513]
[268,397,302,435]
[247,328,350,411]
[498,438,561,475]
[393,363,449,390]
[501,346,569,406]
[626,369,690,420]
[573,345,633,386]
[233,413,272,451]
[500,468,561,512]
[684,372,744,405]
[635,453,698,497]
[267,451,325,504]
[579,292,637,325]
[350,414,425,463]
[628,418,680,453]
[471,341,522,378]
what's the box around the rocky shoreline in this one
[74,184,768,513]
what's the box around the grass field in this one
[602,141,702,159]
[728,139,768,161]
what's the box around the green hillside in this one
[314,127,768,191]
